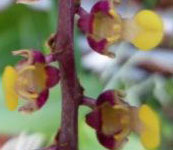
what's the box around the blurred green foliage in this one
[142,0,158,8]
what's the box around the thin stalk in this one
[54,0,83,150]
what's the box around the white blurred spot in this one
[1,132,44,150]
[83,52,114,73]
[26,0,52,11]
[0,0,12,10]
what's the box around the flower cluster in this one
[86,90,160,150]
[2,50,60,113]
[2,0,162,150]
[78,0,164,57]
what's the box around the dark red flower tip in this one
[97,90,117,106]
[87,36,108,54]
[97,132,116,149]
[32,50,46,64]
[46,66,60,88]
[86,109,102,131]
[36,89,49,109]
[91,0,110,15]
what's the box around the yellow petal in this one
[16,63,47,100]
[2,66,18,111]
[132,10,164,50]
[139,105,160,149]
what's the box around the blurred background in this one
[0,0,173,150]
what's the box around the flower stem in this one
[81,97,96,109]
[54,0,83,150]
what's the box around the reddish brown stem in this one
[54,0,83,150]
[81,97,96,109]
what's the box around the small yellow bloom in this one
[132,10,164,50]
[86,90,161,149]
[2,66,18,111]
[139,105,160,149]
[2,64,47,111]
[2,50,60,113]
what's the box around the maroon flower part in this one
[11,50,60,113]
[78,0,122,57]
[86,90,161,149]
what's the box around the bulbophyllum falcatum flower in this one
[2,50,60,113]
[78,0,164,57]
[86,90,160,150]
